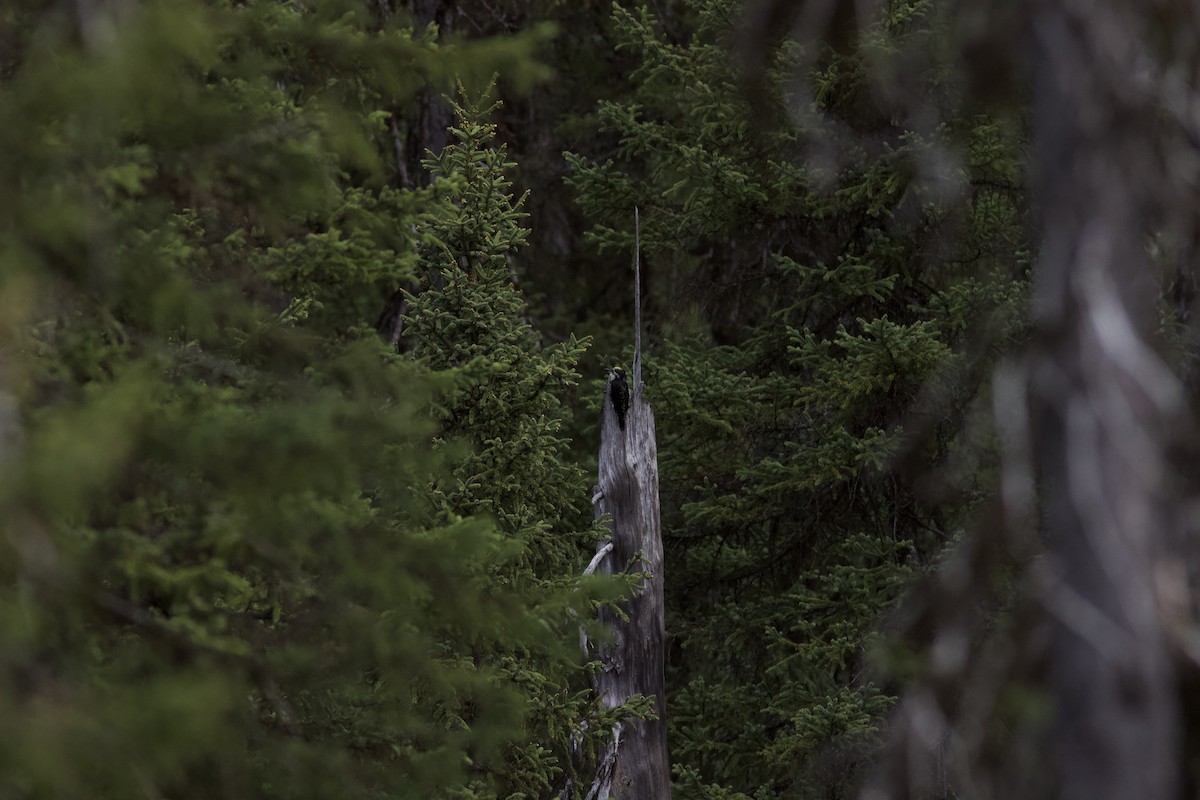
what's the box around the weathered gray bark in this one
[584,209,671,800]
[1028,3,1183,797]
[858,1,1199,797]
[588,376,670,799]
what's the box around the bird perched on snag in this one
[608,366,630,431]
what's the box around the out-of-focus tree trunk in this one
[1027,3,1183,797]
[850,0,1200,797]
[0,357,19,466]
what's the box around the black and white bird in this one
[608,367,630,431]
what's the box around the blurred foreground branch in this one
[848,0,1200,797]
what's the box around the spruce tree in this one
[0,3,572,798]
[567,1,1029,797]
[403,91,608,799]
[407,92,591,574]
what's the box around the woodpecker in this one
[608,367,630,431]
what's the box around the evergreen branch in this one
[89,589,303,737]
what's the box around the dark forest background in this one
[2,0,1198,798]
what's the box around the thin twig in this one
[634,206,642,390]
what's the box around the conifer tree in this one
[403,91,608,799]
[567,1,1029,797]
[407,92,592,574]
[0,3,572,798]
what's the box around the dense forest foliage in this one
[2,0,1198,798]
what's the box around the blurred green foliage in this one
[0,1,592,798]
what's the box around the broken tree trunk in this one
[585,209,671,800]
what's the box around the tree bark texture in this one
[588,375,671,800]
[401,0,452,188]
[1029,3,1183,798]
[0,358,19,466]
